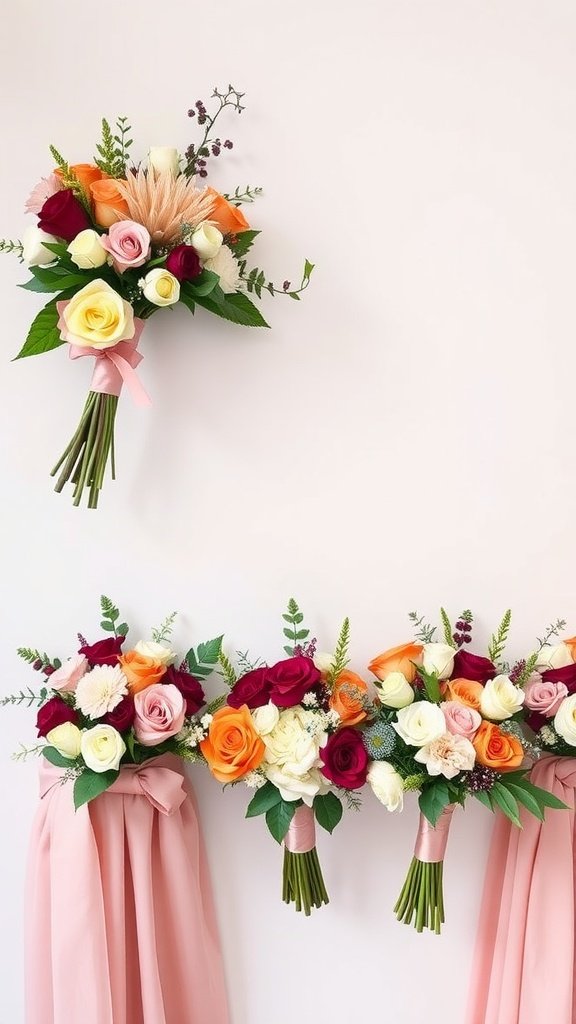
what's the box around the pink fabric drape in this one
[466,756,576,1024]
[25,754,230,1024]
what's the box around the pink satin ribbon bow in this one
[40,758,187,816]
[67,318,151,406]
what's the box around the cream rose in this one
[22,224,58,267]
[393,701,446,747]
[480,675,525,722]
[422,643,456,680]
[148,147,180,176]
[57,279,135,350]
[265,764,330,805]
[375,671,415,710]
[263,707,325,774]
[554,694,576,746]
[536,643,573,671]
[367,761,404,812]
[46,722,83,759]
[205,246,241,293]
[140,268,180,306]
[191,222,223,260]
[134,640,175,665]
[81,724,126,773]
[67,229,108,269]
[252,702,280,736]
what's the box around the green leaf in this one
[491,782,522,826]
[183,270,220,298]
[13,291,76,359]
[474,790,494,812]
[303,259,315,280]
[265,799,298,843]
[228,230,260,258]
[418,782,451,826]
[179,290,195,314]
[20,268,89,293]
[440,607,453,647]
[521,779,568,810]
[313,792,343,833]
[246,781,282,818]
[100,621,115,632]
[43,746,76,768]
[195,288,270,328]
[417,666,442,703]
[503,781,544,821]
[73,769,119,810]
[197,636,224,665]
[117,623,129,637]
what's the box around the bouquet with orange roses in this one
[2,85,313,507]
[361,610,564,933]
[200,600,371,915]
[2,596,225,807]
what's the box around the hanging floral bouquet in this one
[2,85,313,508]
[200,600,370,915]
[361,609,564,933]
[521,619,576,755]
[2,596,226,808]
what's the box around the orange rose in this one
[441,678,484,710]
[329,670,370,726]
[563,636,576,660]
[118,650,167,694]
[55,163,106,192]
[206,187,250,235]
[368,642,423,684]
[90,179,129,228]
[473,721,523,771]
[200,704,265,783]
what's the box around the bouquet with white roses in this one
[522,619,576,754]
[2,85,313,507]
[362,609,564,933]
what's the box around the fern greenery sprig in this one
[514,652,539,687]
[17,647,61,670]
[339,788,363,811]
[94,116,133,178]
[282,598,310,656]
[218,650,238,688]
[48,145,90,210]
[536,618,567,651]
[488,609,512,665]
[239,258,314,301]
[408,612,437,644]
[100,595,129,638]
[205,693,228,716]
[236,650,264,674]
[0,238,23,258]
[1,687,49,708]
[327,618,351,687]
[223,185,263,205]
[11,742,46,762]
[440,608,453,647]
[151,611,177,644]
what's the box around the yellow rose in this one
[60,279,135,350]
[67,229,108,270]
[140,268,180,306]
[46,722,82,759]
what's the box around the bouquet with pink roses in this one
[2,85,313,507]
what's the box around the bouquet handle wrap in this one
[68,319,151,405]
[466,756,576,1024]
[25,754,230,1024]
[281,803,329,914]
[284,804,316,854]
[414,805,455,863]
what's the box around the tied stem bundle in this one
[394,805,454,934]
[51,392,118,509]
[281,805,329,915]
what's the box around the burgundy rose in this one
[166,244,202,282]
[165,664,205,716]
[36,696,79,738]
[267,656,321,708]
[79,636,125,667]
[38,189,91,242]
[227,667,272,710]
[542,663,576,694]
[320,727,369,789]
[452,650,496,685]
[103,696,135,732]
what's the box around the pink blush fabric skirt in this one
[25,754,230,1024]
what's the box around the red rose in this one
[38,189,91,242]
[452,650,496,684]
[103,696,135,732]
[79,636,125,667]
[542,663,576,694]
[267,656,321,708]
[165,665,205,715]
[320,727,369,789]
[227,667,272,710]
[166,244,201,282]
[36,696,79,738]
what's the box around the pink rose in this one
[524,675,568,718]
[441,700,482,740]
[49,654,88,693]
[25,173,63,215]
[133,683,185,747]
[101,220,151,273]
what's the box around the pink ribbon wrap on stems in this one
[284,804,317,854]
[414,804,455,863]
[65,317,151,406]
[466,756,576,1024]
[25,754,230,1024]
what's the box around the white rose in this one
[81,724,126,773]
[191,222,223,260]
[554,694,576,746]
[422,643,456,681]
[252,702,280,736]
[263,707,324,774]
[313,652,335,674]
[148,146,180,176]
[134,640,175,665]
[393,701,446,747]
[536,643,573,671]
[67,229,108,269]
[205,246,241,294]
[414,732,476,780]
[22,224,58,267]
[46,722,82,759]
[140,267,180,306]
[367,761,404,812]
[376,671,415,710]
[480,675,525,722]
[264,764,330,806]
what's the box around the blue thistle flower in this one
[363,721,396,759]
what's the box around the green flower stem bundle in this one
[281,805,329,915]
[394,805,454,934]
